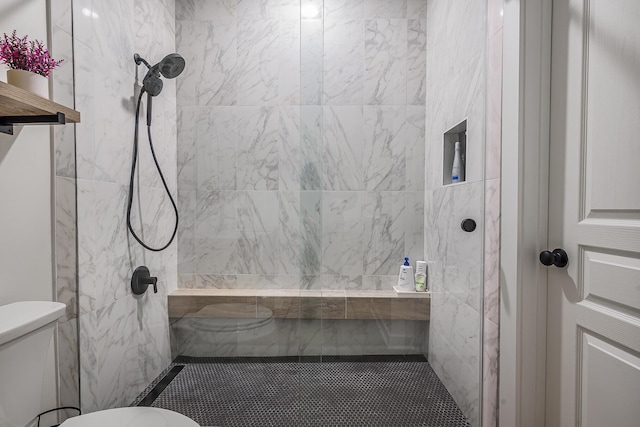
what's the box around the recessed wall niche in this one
[442,119,467,186]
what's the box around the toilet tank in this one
[0,302,65,427]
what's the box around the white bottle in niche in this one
[397,257,415,291]
[452,141,464,183]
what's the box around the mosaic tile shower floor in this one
[133,355,470,427]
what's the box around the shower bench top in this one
[168,289,430,321]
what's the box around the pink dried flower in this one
[0,30,63,78]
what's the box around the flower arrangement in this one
[0,30,63,78]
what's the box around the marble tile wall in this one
[424,0,503,426]
[176,0,427,298]
[482,0,503,425]
[70,0,178,413]
[49,0,80,423]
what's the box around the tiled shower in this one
[43,0,503,426]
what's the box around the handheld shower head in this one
[156,53,185,79]
[134,53,185,97]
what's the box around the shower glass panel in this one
[172,0,485,425]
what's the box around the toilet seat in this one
[59,407,199,427]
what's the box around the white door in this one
[546,0,640,425]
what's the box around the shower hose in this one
[126,88,179,252]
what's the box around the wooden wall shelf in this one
[0,81,80,135]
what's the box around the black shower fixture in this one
[128,52,185,252]
[134,52,185,97]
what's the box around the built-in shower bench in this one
[168,289,430,321]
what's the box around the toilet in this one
[0,301,198,427]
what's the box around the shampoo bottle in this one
[452,141,463,183]
[397,257,415,291]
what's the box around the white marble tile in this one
[488,0,504,37]
[300,20,323,105]
[77,180,97,315]
[321,191,364,276]
[361,275,396,290]
[179,274,197,288]
[94,182,133,310]
[238,0,280,19]
[51,26,75,112]
[236,107,279,190]
[178,191,196,274]
[364,19,407,105]
[176,0,236,20]
[407,0,427,19]
[135,0,168,62]
[405,106,426,191]
[278,106,302,191]
[363,106,406,190]
[57,319,80,415]
[235,231,278,274]
[278,190,322,275]
[444,183,484,310]
[177,106,197,190]
[92,0,135,74]
[486,29,503,180]
[300,106,323,189]
[320,275,362,290]
[362,192,405,275]
[281,0,302,19]
[73,0,95,49]
[322,106,363,190]
[73,40,95,181]
[93,67,135,186]
[128,186,179,253]
[237,191,280,234]
[96,297,139,409]
[324,0,364,22]
[323,19,364,105]
[428,291,480,426]
[484,178,500,324]
[482,318,499,427]
[423,187,448,292]
[365,0,406,18]
[196,107,237,191]
[404,191,425,265]
[195,191,238,274]
[278,20,301,105]
[56,177,77,323]
[176,20,207,107]
[198,20,237,106]
[424,53,484,189]
[137,97,177,190]
[79,312,99,413]
[137,292,172,387]
[407,18,426,105]
[51,0,72,34]
[237,19,280,105]
[54,121,76,179]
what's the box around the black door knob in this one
[539,248,568,268]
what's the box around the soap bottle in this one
[415,261,427,292]
[452,141,463,183]
[397,257,415,291]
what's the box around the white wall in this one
[0,0,57,425]
[0,0,53,305]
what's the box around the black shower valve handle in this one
[131,266,158,295]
